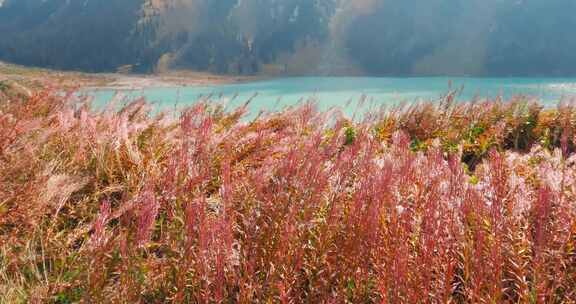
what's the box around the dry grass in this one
[1,88,576,303]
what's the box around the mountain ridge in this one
[1,0,576,76]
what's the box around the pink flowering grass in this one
[1,88,576,302]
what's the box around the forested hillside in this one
[0,0,144,72]
[1,0,575,76]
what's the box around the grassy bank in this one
[1,88,576,302]
[0,61,259,92]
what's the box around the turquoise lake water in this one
[89,77,576,118]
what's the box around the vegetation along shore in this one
[2,83,576,302]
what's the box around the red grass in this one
[1,88,576,302]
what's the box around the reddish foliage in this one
[2,89,576,302]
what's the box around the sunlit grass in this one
[1,87,576,302]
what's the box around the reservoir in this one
[89,77,576,117]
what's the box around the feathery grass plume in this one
[90,199,111,249]
[2,86,576,302]
[136,184,159,247]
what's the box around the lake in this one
[89,77,576,118]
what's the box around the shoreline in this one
[0,62,266,90]
[84,71,266,91]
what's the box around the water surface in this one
[89,77,576,117]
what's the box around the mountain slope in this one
[0,0,144,72]
[1,0,576,76]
